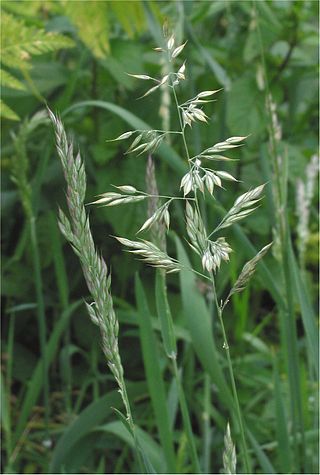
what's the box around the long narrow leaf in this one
[97,421,163,474]
[273,355,292,472]
[50,382,147,472]
[135,274,177,473]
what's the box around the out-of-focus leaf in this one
[226,74,265,136]
[50,382,147,473]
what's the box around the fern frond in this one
[1,69,26,91]
[0,100,19,121]
[0,11,74,121]
[110,2,145,37]
[1,12,75,70]
[62,1,110,58]
[62,0,154,58]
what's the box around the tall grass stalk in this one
[148,157,200,472]
[210,272,251,473]
[172,74,250,471]
[95,31,272,473]
[171,68,250,472]
[48,110,145,472]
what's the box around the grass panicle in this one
[48,110,144,470]
[93,31,272,473]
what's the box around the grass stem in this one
[29,216,50,441]
[210,272,251,474]
[172,358,201,474]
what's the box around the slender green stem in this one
[171,81,203,231]
[139,191,195,200]
[48,212,72,415]
[155,269,200,471]
[202,373,211,474]
[29,216,50,440]
[210,271,251,473]
[172,85,190,160]
[172,358,201,473]
[120,377,145,473]
[5,312,15,471]
[136,129,183,135]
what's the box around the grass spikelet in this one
[222,422,237,474]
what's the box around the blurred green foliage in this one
[1,1,318,474]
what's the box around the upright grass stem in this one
[29,216,50,439]
[210,272,251,473]
[172,358,201,474]
[156,270,200,472]
[4,311,15,472]
[93,32,272,473]
[172,74,252,473]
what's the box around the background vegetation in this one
[1,1,318,473]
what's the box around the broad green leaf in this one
[226,74,265,136]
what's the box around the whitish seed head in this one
[222,422,236,474]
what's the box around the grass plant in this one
[49,110,145,472]
[91,31,272,473]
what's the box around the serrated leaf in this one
[1,12,75,70]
